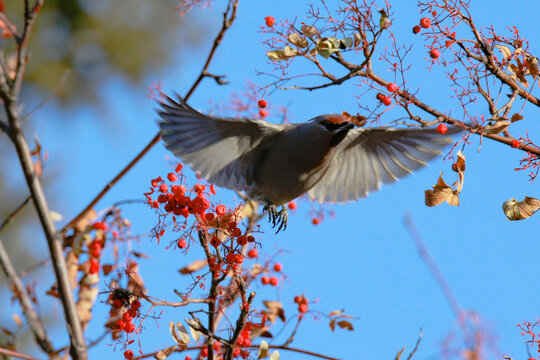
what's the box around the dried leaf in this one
[262,300,286,322]
[257,340,269,359]
[73,209,98,233]
[270,350,280,360]
[353,32,362,47]
[328,309,344,317]
[495,45,512,60]
[12,314,22,328]
[511,113,524,122]
[336,320,354,331]
[502,197,540,221]
[425,172,460,207]
[102,264,115,275]
[179,259,208,274]
[484,120,510,134]
[341,37,353,48]
[50,210,63,222]
[33,161,42,177]
[154,345,177,360]
[288,33,308,48]
[267,46,298,61]
[30,136,42,156]
[169,321,190,345]
[301,25,317,38]
[185,318,201,341]
[524,56,539,78]
[131,251,150,259]
[329,319,336,331]
[509,61,529,87]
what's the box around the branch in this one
[63,0,241,233]
[0,347,40,360]
[225,291,255,360]
[0,235,54,353]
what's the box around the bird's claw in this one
[263,202,288,233]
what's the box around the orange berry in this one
[386,83,397,92]
[436,124,448,134]
[511,139,520,148]
[420,17,432,28]
[430,48,440,59]
[264,16,275,27]
[258,99,268,108]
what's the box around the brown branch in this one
[63,0,241,233]
[225,291,255,360]
[184,0,239,100]
[405,328,422,360]
[0,2,87,358]
[0,347,40,360]
[0,195,31,232]
[0,236,54,353]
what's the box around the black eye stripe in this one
[321,120,353,131]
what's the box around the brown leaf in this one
[288,33,308,48]
[263,300,286,322]
[301,25,318,38]
[11,314,22,328]
[495,45,512,60]
[336,320,354,331]
[425,172,460,207]
[328,309,344,317]
[73,209,98,233]
[511,113,524,122]
[524,56,539,77]
[484,120,510,134]
[179,259,208,274]
[502,196,540,221]
[131,251,150,259]
[452,150,466,172]
[33,161,42,177]
[329,319,336,331]
[154,345,177,360]
[102,264,115,275]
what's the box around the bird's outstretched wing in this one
[158,95,283,191]
[307,127,459,203]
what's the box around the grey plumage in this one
[158,95,457,230]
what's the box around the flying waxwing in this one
[158,95,458,232]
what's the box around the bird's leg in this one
[263,201,288,233]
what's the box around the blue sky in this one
[3,0,539,359]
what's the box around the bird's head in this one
[312,113,358,147]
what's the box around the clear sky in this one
[4,0,539,359]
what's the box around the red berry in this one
[436,124,448,134]
[210,237,221,247]
[175,163,183,173]
[412,25,421,34]
[205,212,215,222]
[287,201,297,210]
[294,295,302,303]
[215,204,227,216]
[124,322,136,333]
[381,96,392,106]
[264,16,275,27]
[259,109,269,118]
[511,139,520,148]
[213,341,222,351]
[89,259,99,274]
[376,92,385,100]
[124,350,134,360]
[258,99,268,108]
[269,276,279,286]
[298,303,309,313]
[167,173,177,182]
[247,235,255,242]
[247,248,258,258]
[116,319,126,330]
[300,296,308,305]
[386,83,397,92]
[233,347,241,356]
[185,356,192,360]
[273,263,282,272]
[430,48,440,59]
[237,235,247,246]
[131,300,141,310]
[231,228,242,237]
[261,276,269,285]
[312,218,320,225]
[420,17,432,28]
[201,347,208,358]
[122,312,133,323]
[177,238,187,249]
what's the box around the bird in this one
[158,94,458,232]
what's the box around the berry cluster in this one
[88,222,107,275]
[294,295,309,314]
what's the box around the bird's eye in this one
[320,120,352,131]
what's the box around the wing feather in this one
[158,95,283,191]
[308,127,458,203]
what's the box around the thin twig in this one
[0,346,40,360]
[0,195,31,232]
[63,0,241,233]
[0,235,54,353]
[225,291,255,360]
[405,328,422,360]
